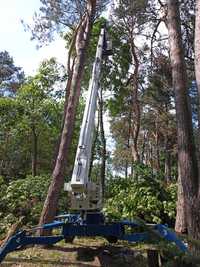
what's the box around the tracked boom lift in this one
[0,27,187,263]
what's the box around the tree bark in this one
[154,122,160,171]
[141,131,147,164]
[164,153,171,182]
[195,0,200,132]
[167,0,200,250]
[52,66,75,170]
[31,125,37,177]
[38,0,97,235]
[130,41,140,163]
[125,112,131,178]
[175,168,187,233]
[195,0,200,175]
[164,137,171,183]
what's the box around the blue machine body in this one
[0,212,188,263]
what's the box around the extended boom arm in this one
[65,27,111,211]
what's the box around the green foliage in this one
[26,0,109,45]
[0,58,66,180]
[0,176,7,214]
[163,183,177,220]
[104,165,177,225]
[4,175,50,220]
[0,174,68,237]
[81,17,108,89]
[0,55,85,237]
[0,50,24,96]
[0,175,50,232]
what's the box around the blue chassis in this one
[0,213,187,263]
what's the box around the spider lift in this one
[0,27,187,263]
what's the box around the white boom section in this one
[70,28,105,192]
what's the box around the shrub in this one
[104,165,177,225]
[0,174,68,237]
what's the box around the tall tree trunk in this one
[125,159,128,178]
[53,20,85,170]
[31,125,37,177]
[195,0,200,174]
[154,123,160,171]
[164,152,171,182]
[141,131,147,164]
[125,133,130,178]
[164,137,171,183]
[38,0,96,235]
[148,141,153,170]
[130,41,140,163]
[175,167,187,233]
[167,0,200,250]
[195,0,200,133]
[125,112,131,178]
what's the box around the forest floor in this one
[1,237,148,267]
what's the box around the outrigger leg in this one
[0,214,188,263]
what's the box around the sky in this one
[0,0,114,152]
[0,0,67,75]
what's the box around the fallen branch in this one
[0,217,24,247]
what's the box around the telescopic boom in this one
[65,27,112,211]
